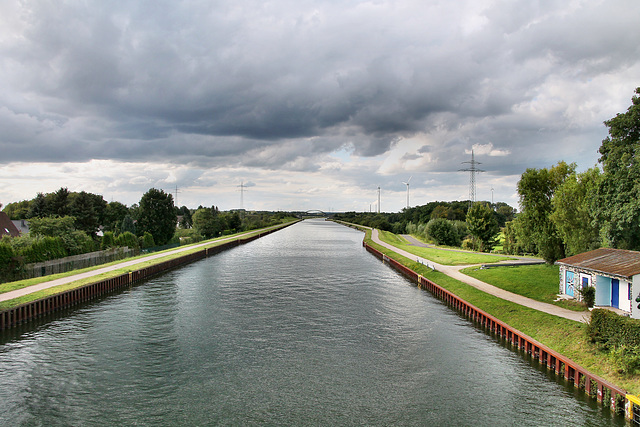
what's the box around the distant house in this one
[0,212,21,238]
[556,248,640,319]
[11,219,29,235]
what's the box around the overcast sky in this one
[1,0,639,213]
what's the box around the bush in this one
[101,231,115,249]
[426,218,460,246]
[580,286,596,308]
[116,231,140,250]
[141,232,155,249]
[587,309,640,374]
[0,242,23,282]
[22,236,67,263]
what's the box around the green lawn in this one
[461,264,588,312]
[377,230,516,265]
[364,233,640,395]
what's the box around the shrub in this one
[116,231,140,250]
[101,231,115,249]
[580,286,596,308]
[141,232,155,249]
[22,236,67,263]
[587,309,640,374]
[426,218,459,246]
[0,242,22,282]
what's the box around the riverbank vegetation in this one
[377,230,514,265]
[1,185,298,282]
[362,229,640,395]
[0,221,298,310]
[337,88,640,266]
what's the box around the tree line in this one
[507,87,640,263]
[337,87,640,264]
[1,187,291,282]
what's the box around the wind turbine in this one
[402,176,412,209]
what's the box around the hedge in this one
[588,309,640,348]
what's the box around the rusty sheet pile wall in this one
[363,241,636,419]
[0,226,286,332]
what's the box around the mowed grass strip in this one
[377,230,516,265]
[461,264,588,312]
[364,235,639,395]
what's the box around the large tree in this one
[595,87,640,249]
[103,201,130,233]
[69,191,106,237]
[466,202,499,252]
[550,167,601,256]
[136,188,177,246]
[516,161,574,263]
[192,207,220,238]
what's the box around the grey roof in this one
[556,248,640,279]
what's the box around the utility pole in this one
[174,185,181,206]
[459,150,484,208]
[238,181,247,211]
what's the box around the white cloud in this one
[1,0,639,212]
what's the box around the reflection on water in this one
[0,220,624,425]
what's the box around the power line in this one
[238,181,247,210]
[459,149,484,207]
[173,185,181,206]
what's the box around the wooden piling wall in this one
[0,224,291,332]
[364,241,633,417]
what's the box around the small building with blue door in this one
[556,248,640,319]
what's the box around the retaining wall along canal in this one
[0,224,295,332]
[363,240,640,424]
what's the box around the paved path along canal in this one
[371,228,590,323]
[0,219,622,425]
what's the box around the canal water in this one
[0,220,625,425]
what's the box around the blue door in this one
[611,279,619,308]
[565,271,575,297]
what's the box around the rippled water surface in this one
[0,220,624,425]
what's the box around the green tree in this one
[550,167,601,256]
[178,206,193,229]
[101,231,115,249]
[192,208,220,238]
[494,202,516,227]
[28,193,47,218]
[70,191,101,237]
[516,161,574,263]
[115,231,140,251]
[2,200,31,219]
[28,216,77,237]
[136,188,177,246]
[466,202,499,252]
[595,87,640,249]
[103,201,129,233]
[49,187,70,217]
[120,215,136,235]
[141,232,155,248]
[426,218,460,246]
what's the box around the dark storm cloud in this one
[0,0,639,178]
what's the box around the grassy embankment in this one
[366,228,639,395]
[378,230,515,265]
[0,220,299,311]
[462,264,587,312]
